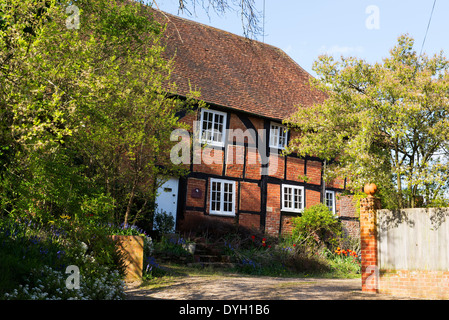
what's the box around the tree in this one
[154,0,262,38]
[0,0,196,225]
[286,35,449,209]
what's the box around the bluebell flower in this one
[57,250,65,259]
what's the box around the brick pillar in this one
[360,195,381,292]
[111,235,144,282]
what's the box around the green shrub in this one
[0,216,127,299]
[291,203,343,251]
[153,210,175,235]
[0,219,68,296]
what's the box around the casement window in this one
[269,122,288,149]
[200,109,227,147]
[282,184,304,213]
[325,190,336,215]
[210,178,236,216]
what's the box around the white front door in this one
[154,177,179,231]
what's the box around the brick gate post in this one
[360,185,381,293]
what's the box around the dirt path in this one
[125,275,413,300]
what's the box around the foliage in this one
[153,210,175,235]
[3,265,125,300]
[179,214,263,246]
[0,218,67,295]
[324,247,361,277]
[153,236,192,257]
[143,256,168,280]
[286,34,449,208]
[140,221,360,278]
[0,0,197,226]
[0,216,126,299]
[291,203,342,251]
[173,0,262,38]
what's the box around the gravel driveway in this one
[125,275,413,300]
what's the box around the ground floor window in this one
[210,178,236,216]
[325,190,336,215]
[282,184,304,213]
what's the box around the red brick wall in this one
[281,215,295,236]
[225,145,244,178]
[184,177,262,230]
[265,183,281,236]
[286,157,305,182]
[193,146,223,175]
[305,189,321,208]
[186,178,206,208]
[306,160,321,185]
[245,148,261,180]
[268,154,285,179]
[240,182,261,212]
[360,196,381,293]
[338,195,359,238]
[239,213,260,230]
[379,270,449,299]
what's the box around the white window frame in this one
[199,109,227,147]
[325,190,336,215]
[269,122,288,149]
[209,178,236,217]
[281,184,304,213]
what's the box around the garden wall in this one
[111,235,144,283]
[361,199,449,299]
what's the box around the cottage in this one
[153,10,358,237]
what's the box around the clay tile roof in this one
[155,10,326,121]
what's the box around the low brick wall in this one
[379,269,449,299]
[111,235,144,282]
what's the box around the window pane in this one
[270,124,287,148]
[223,183,233,212]
[283,186,291,209]
[283,185,304,211]
[202,110,225,144]
[211,181,221,211]
[326,192,334,212]
[270,125,279,147]
[279,129,287,148]
[294,188,299,209]
[211,180,234,215]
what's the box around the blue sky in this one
[153,0,448,76]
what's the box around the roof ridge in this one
[154,8,317,82]
[152,7,326,120]
[154,9,288,52]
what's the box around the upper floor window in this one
[200,109,227,147]
[325,190,336,215]
[269,122,288,149]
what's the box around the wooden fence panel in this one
[377,208,449,271]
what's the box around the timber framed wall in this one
[177,106,357,237]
